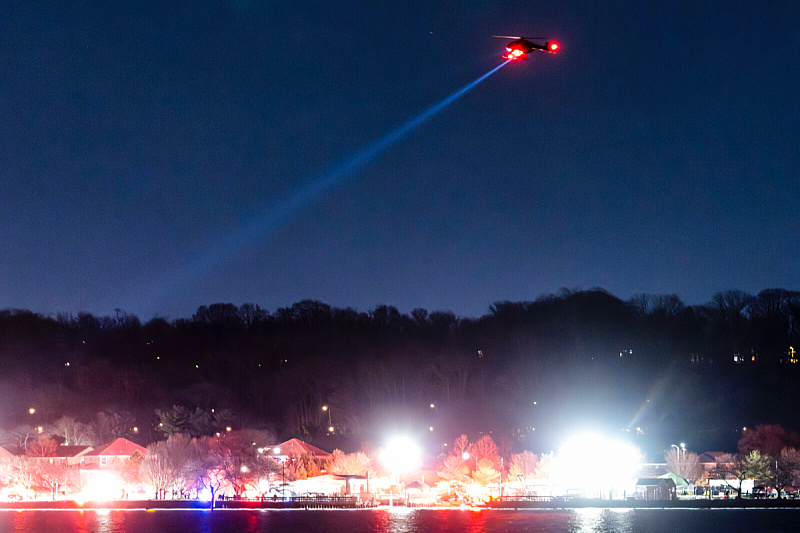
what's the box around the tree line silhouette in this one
[0,288,798,453]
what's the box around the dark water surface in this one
[3,508,800,533]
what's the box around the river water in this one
[3,508,800,533]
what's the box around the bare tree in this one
[0,456,37,490]
[665,448,705,484]
[26,435,58,457]
[452,435,470,458]
[141,434,196,499]
[49,417,91,446]
[508,451,539,483]
[1,426,38,451]
[35,461,71,499]
[712,451,772,498]
[765,448,800,499]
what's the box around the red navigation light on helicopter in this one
[495,35,561,60]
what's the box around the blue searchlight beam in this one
[140,60,511,308]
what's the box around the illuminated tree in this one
[295,453,322,479]
[1,425,38,451]
[122,450,145,487]
[764,448,800,499]
[0,456,37,490]
[738,425,800,457]
[533,452,554,480]
[437,455,468,483]
[452,435,470,458]
[25,435,58,458]
[472,458,500,486]
[469,435,500,471]
[665,448,704,484]
[712,451,772,499]
[325,450,373,476]
[49,416,91,446]
[187,436,226,506]
[508,451,539,483]
[189,432,260,500]
[142,434,196,499]
[142,443,179,499]
[35,461,71,499]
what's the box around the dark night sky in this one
[1,1,798,320]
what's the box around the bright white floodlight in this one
[553,433,641,497]
[381,436,421,474]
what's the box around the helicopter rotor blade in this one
[494,35,551,40]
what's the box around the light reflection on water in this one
[568,508,634,533]
[3,507,800,533]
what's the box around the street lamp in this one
[322,405,332,428]
[273,447,286,498]
[462,451,478,471]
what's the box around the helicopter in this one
[495,36,560,60]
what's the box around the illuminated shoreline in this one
[2,499,800,511]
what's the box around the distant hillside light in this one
[28,408,35,415]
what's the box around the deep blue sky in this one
[1,1,798,320]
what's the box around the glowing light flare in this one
[548,42,559,52]
[465,482,490,502]
[381,436,421,474]
[77,471,125,502]
[512,49,523,57]
[553,433,641,496]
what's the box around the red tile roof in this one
[271,438,331,458]
[84,438,147,457]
